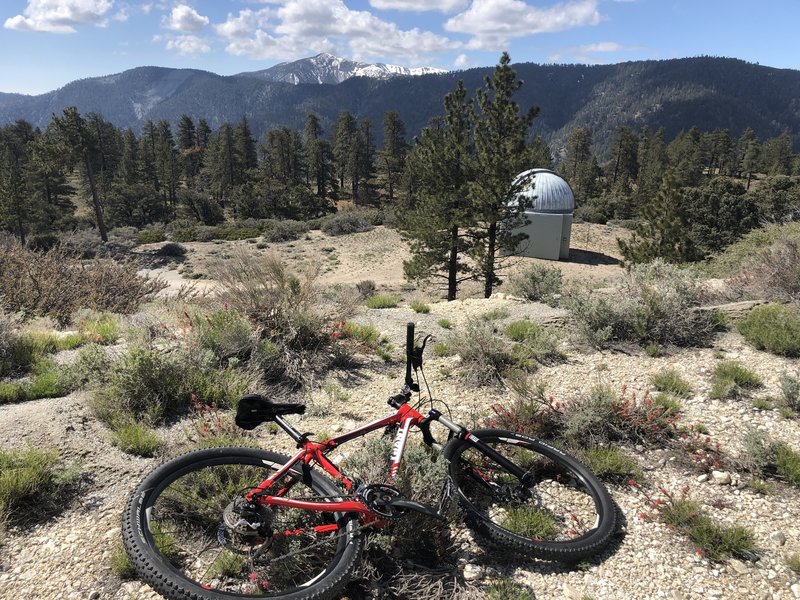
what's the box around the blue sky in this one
[1,0,799,95]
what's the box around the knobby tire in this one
[122,446,362,600]
[444,429,617,561]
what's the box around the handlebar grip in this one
[405,322,415,386]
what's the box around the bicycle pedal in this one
[387,498,443,519]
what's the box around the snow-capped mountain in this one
[236,53,447,85]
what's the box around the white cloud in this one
[214,0,457,63]
[454,53,470,68]
[4,0,114,33]
[165,33,210,55]
[548,40,629,63]
[445,0,602,50]
[368,0,469,12]
[162,4,209,33]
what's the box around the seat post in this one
[274,414,305,444]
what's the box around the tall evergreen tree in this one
[304,113,332,198]
[469,52,539,298]
[609,125,638,194]
[618,170,698,265]
[332,111,357,196]
[561,127,599,201]
[51,107,108,241]
[378,111,407,202]
[636,126,668,203]
[401,81,473,300]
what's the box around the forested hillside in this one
[1,54,799,300]
[1,57,799,157]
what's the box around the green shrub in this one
[447,320,518,385]
[779,371,800,412]
[321,212,374,236]
[437,319,452,330]
[77,312,121,345]
[261,219,308,243]
[136,229,166,244]
[486,579,536,600]
[433,342,451,357]
[0,358,70,405]
[710,361,763,400]
[562,385,677,446]
[410,299,431,314]
[508,265,563,306]
[581,445,641,483]
[110,543,136,580]
[565,259,718,348]
[365,294,401,309]
[645,342,662,357]
[707,222,800,277]
[193,309,255,364]
[209,250,336,384]
[480,307,510,321]
[0,447,81,524]
[504,320,565,366]
[651,369,692,398]
[737,304,800,357]
[776,444,800,487]
[786,553,800,576]
[171,227,198,243]
[340,322,381,348]
[656,495,756,561]
[112,422,164,457]
[212,226,260,241]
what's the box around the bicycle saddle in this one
[235,394,306,430]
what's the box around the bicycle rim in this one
[123,447,361,600]
[445,430,616,561]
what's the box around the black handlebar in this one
[405,322,415,386]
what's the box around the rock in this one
[697,474,710,483]
[462,564,483,581]
[711,470,732,485]
[88,592,100,600]
[728,559,749,574]
[768,531,786,546]
[790,583,800,599]
[561,583,581,599]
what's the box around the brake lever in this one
[411,334,432,370]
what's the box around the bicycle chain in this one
[247,495,375,565]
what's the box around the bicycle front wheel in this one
[444,429,616,561]
[122,446,362,600]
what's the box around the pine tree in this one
[400,81,473,300]
[51,106,108,241]
[332,111,357,197]
[304,113,332,199]
[379,111,407,202]
[469,52,539,298]
[609,125,638,194]
[618,170,698,265]
[561,126,599,201]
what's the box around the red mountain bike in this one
[122,323,617,600]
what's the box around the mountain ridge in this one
[1,56,798,157]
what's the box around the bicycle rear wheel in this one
[444,429,616,561]
[122,446,362,600]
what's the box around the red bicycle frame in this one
[243,402,426,518]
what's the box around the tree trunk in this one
[448,225,459,301]
[84,151,108,242]
[484,221,497,298]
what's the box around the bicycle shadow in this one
[474,499,628,576]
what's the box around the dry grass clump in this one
[0,244,165,325]
[208,250,344,383]
[565,259,720,348]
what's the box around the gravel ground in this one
[2,295,800,599]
